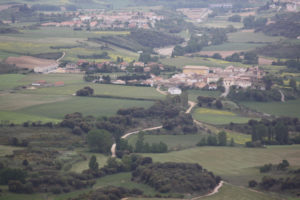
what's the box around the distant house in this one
[32,80,47,86]
[133,62,145,67]
[168,87,182,95]
[208,83,217,90]
[54,81,64,87]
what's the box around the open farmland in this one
[129,183,283,200]
[5,56,57,69]
[142,145,300,186]
[193,107,255,125]
[17,96,154,120]
[241,99,300,118]
[188,89,221,102]
[0,74,26,90]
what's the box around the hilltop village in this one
[41,10,164,30]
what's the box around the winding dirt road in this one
[110,97,196,157]
[191,181,224,200]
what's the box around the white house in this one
[168,87,182,95]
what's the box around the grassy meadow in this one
[141,145,300,186]
[188,89,221,102]
[241,99,300,118]
[0,73,163,123]
[193,107,255,125]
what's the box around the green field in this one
[129,183,284,200]
[228,31,283,43]
[161,56,250,69]
[202,42,265,51]
[70,152,108,173]
[193,107,254,125]
[21,83,164,99]
[241,99,300,118]
[141,145,300,186]
[188,89,221,102]
[0,74,26,90]
[17,96,154,119]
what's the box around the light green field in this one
[228,31,283,43]
[0,145,24,157]
[203,42,265,51]
[127,133,207,151]
[142,145,300,186]
[20,83,164,99]
[193,108,254,125]
[129,183,283,200]
[241,99,300,118]
[18,96,154,119]
[226,131,251,145]
[70,152,108,173]
[0,110,60,124]
[0,74,26,90]
[161,56,250,69]
[93,172,157,196]
[187,89,221,102]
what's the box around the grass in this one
[20,83,164,99]
[93,172,158,196]
[141,145,300,186]
[0,145,24,157]
[202,42,265,51]
[187,89,221,102]
[129,183,283,200]
[0,110,60,124]
[193,107,254,125]
[161,56,250,69]
[18,96,154,119]
[70,152,108,173]
[241,99,300,118]
[127,133,207,151]
[228,31,283,43]
[0,74,26,90]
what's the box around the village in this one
[41,10,164,30]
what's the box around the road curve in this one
[191,181,224,200]
[111,100,197,157]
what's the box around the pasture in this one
[241,99,300,118]
[161,56,250,69]
[142,145,300,186]
[228,31,283,43]
[187,89,221,102]
[193,107,254,125]
[129,183,283,200]
[17,96,154,119]
[0,74,26,91]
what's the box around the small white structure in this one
[168,87,182,95]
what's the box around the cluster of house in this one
[270,0,299,12]
[141,65,265,90]
[41,10,164,30]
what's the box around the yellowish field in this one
[195,108,236,116]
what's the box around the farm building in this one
[168,87,182,95]
[183,66,209,75]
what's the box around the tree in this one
[230,138,235,147]
[212,53,222,59]
[89,155,99,171]
[289,79,297,91]
[218,131,227,146]
[215,99,223,109]
[228,15,241,22]
[87,129,113,153]
[274,121,289,144]
[243,16,255,29]
[243,52,258,64]
[135,132,145,153]
[254,17,267,28]
[76,86,94,96]
[207,135,218,146]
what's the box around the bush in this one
[248,180,258,188]
[260,164,272,173]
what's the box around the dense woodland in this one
[132,162,220,194]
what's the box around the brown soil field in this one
[259,57,274,65]
[5,56,57,69]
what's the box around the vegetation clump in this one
[132,162,220,194]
